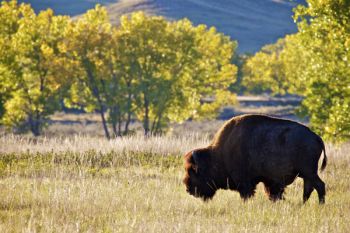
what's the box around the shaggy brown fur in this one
[183,114,327,204]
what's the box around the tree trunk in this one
[124,110,131,135]
[28,75,45,137]
[123,81,132,135]
[110,106,121,137]
[150,116,158,135]
[118,117,122,136]
[30,124,40,136]
[28,114,41,136]
[143,95,150,136]
[84,58,110,139]
[112,118,117,137]
[152,112,162,136]
[155,116,162,135]
[98,104,110,139]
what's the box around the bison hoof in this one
[269,195,285,202]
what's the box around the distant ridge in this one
[104,0,159,25]
[19,0,306,52]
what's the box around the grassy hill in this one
[20,0,305,52]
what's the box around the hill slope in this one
[19,0,305,52]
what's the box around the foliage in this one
[63,5,114,138]
[243,0,350,142]
[0,1,71,135]
[189,24,237,120]
[243,39,287,95]
[0,2,237,137]
[115,13,237,135]
[229,53,252,94]
[0,0,32,121]
[292,0,350,141]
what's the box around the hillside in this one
[19,0,305,53]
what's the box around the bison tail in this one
[318,136,327,172]
[321,149,327,172]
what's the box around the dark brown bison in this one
[183,114,327,204]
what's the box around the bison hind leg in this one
[263,181,285,202]
[303,175,325,204]
[303,179,314,203]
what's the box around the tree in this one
[230,52,252,94]
[1,1,71,136]
[1,4,238,137]
[243,39,288,95]
[242,0,350,142]
[187,24,238,120]
[0,0,32,122]
[290,0,350,141]
[64,5,114,139]
[115,12,237,135]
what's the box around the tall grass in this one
[0,135,349,232]
[0,134,209,155]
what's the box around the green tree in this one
[1,2,71,136]
[290,0,350,141]
[189,24,238,120]
[230,52,252,94]
[243,39,288,95]
[64,5,114,139]
[0,0,32,122]
[243,0,350,141]
[1,4,238,137]
[115,12,237,135]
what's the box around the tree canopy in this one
[243,0,350,142]
[0,1,71,135]
[0,1,237,137]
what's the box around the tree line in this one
[0,0,237,138]
[1,0,349,142]
[243,0,350,142]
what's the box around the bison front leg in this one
[263,182,285,202]
[237,182,256,201]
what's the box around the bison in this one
[183,114,327,204]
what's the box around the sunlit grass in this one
[0,135,349,232]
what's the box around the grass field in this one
[0,134,349,232]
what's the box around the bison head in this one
[183,148,217,201]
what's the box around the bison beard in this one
[183,114,327,204]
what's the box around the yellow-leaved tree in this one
[115,12,237,135]
[63,5,114,138]
[1,1,71,135]
[1,3,238,137]
[243,0,350,142]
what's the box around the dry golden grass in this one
[0,135,349,232]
